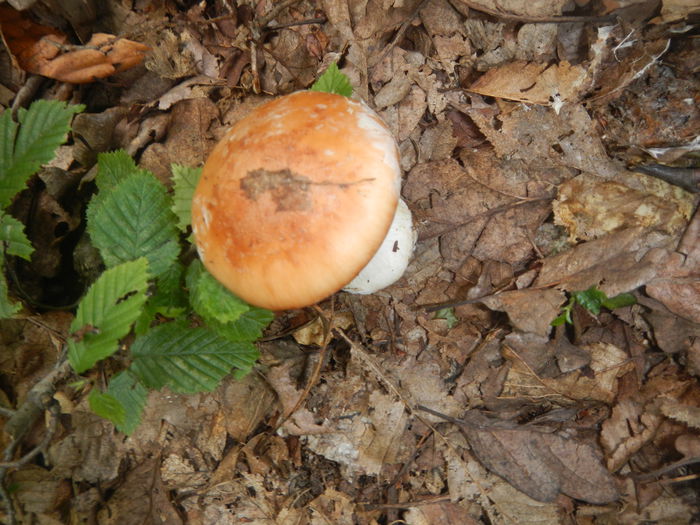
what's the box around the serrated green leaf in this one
[105,370,148,435]
[0,212,33,260]
[187,260,249,324]
[572,286,607,316]
[171,164,201,234]
[207,307,274,343]
[602,292,637,310]
[88,390,126,427]
[68,258,149,373]
[310,63,353,97]
[0,111,18,197]
[88,171,179,277]
[95,151,150,193]
[0,100,83,209]
[130,321,259,393]
[0,265,20,319]
[134,261,188,334]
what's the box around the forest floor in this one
[0,0,699,524]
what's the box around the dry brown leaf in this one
[601,398,663,472]
[47,410,124,484]
[600,362,692,471]
[404,501,481,525]
[468,101,616,177]
[588,37,671,105]
[658,0,700,21]
[469,60,590,107]
[456,0,570,17]
[292,310,354,346]
[459,411,619,503]
[658,398,700,429]
[442,443,563,524]
[266,361,332,436]
[2,11,150,84]
[481,288,565,336]
[502,341,633,404]
[308,488,356,525]
[306,389,408,477]
[8,465,70,516]
[534,227,673,297]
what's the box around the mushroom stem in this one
[343,199,416,294]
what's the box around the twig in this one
[0,402,60,469]
[0,386,64,524]
[418,196,553,242]
[273,302,334,432]
[360,495,451,510]
[265,17,327,32]
[257,0,305,29]
[3,358,72,442]
[370,0,432,74]
[633,456,700,482]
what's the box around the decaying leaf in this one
[554,171,694,242]
[457,411,619,503]
[1,7,148,83]
[469,60,590,108]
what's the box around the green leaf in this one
[550,296,574,326]
[130,321,259,393]
[207,307,274,343]
[0,263,21,319]
[87,171,179,277]
[88,390,126,427]
[95,151,150,193]
[104,370,148,435]
[310,63,353,97]
[572,286,607,316]
[434,307,458,329]
[0,100,83,209]
[187,260,250,324]
[68,258,150,373]
[602,292,637,310]
[171,164,201,234]
[0,212,33,260]
[134,261,188,334]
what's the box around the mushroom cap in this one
[192,91,401,310]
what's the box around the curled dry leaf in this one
[0,7,149,83]
[469,60,590,107]
[36,33,149,84]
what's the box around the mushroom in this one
[191,90,415,310]
[343,198,416,294]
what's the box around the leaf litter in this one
[1,0,699,523]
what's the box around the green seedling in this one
[552,285,637,326]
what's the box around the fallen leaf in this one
[554,171,694,242]
[1,7,149,84]
[458,411,619,503]
[469,60,590,107]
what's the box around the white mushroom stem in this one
[343,199,416,294]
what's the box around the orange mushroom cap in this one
[192,91,401,310]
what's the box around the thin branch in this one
[257,0,305,29]
[0,402,60,469]
[371,0,432,74]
